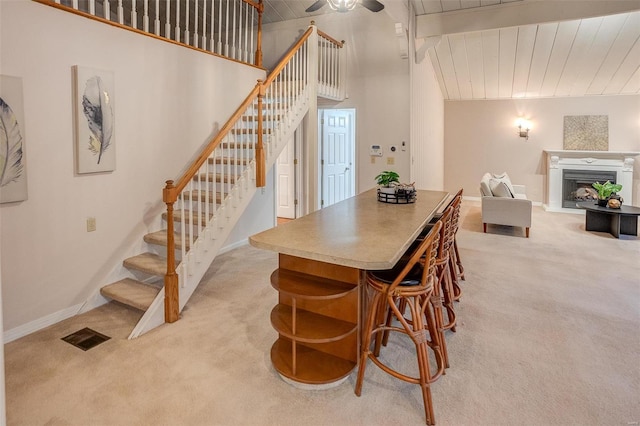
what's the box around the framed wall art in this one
[0,74,28,204]
[73,66,115,173]
[563,115,608,151]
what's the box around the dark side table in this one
[576,201,640,238]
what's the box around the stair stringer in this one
[128,85,311,339]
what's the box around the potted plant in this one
[592,181,622,207]
[375,171,400,194]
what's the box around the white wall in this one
[444,95,640,203]
[261,10,412,193]
[409,3,445,191]
[0,1,269,333]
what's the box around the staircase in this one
[95,25,345,338]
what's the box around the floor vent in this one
[61,327,111,351]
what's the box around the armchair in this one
[480,172,532,237]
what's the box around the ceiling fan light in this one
[327,0,358,12]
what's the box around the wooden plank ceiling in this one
[261,0,640,99]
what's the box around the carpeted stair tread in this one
[182,190,223,204]
[100,278,161,311]
[162,210,211,226]
[144,230,190,250]
[123,252,166,277]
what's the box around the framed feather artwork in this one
[0,75,28,204]
[73,66,115,173]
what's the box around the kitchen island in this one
[249,188,449,387]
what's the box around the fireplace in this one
[544,150,639,213]
[562,169,617,209]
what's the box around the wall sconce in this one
[516,118,532,140]
[328,0,358,12]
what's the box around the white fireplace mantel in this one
[544,150,640,213]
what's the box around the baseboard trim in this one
[4,239,251,344]
[3,303,84,344]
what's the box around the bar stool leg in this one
[355,290,383,397]
[449,248,462,302]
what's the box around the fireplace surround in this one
[544,150,639,213]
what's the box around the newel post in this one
[163,180,179,323]
[255,80,266,187]
[254,0,264,67]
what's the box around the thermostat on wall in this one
[370,145,383,157]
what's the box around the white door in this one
[321,109,355,208]
[276,133,296,219]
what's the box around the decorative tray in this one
[377,188,416,204]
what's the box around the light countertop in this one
[249,189,449,270]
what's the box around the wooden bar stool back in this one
[355,221,444,425]
[450,190,465,283]
[449,193,464,301]
[426,204,457,368]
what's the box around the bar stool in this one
[355,221,444,425]
[383,204,457,367]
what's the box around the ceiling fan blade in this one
[361,0,384,12]
[305,0,326,12]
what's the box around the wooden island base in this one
[269,254,361,386]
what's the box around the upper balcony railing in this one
[34,0,264,67]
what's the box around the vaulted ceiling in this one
[261,0,640,100]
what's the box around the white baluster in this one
[143,0,149,33]
[131,0,137,29]
[104,0,110,19]
[194,0,199,49]
[89,0,95,16]
[184,0,190,46]
[237,1,243,61]
[217,0,223,54]
[72,0,78,10]
[224,0,230,57]
[175,0,181,43]
[250,6,255,65]
[210,0,216,53]
[179,193,186,275]
[193,0,202,50]
[154,0,161,35]
[117,0,124,24]
[232,0,237,59]
[165,0,171,38]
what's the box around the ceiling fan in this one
[305,0,385,13]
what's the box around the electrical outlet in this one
[387,157,395,165]
[87,217,96,232]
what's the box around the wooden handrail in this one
[318,30,344,48]
[264,27,314,86]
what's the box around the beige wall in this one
[444,95,640,203]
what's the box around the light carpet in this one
[5,201,640,425]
